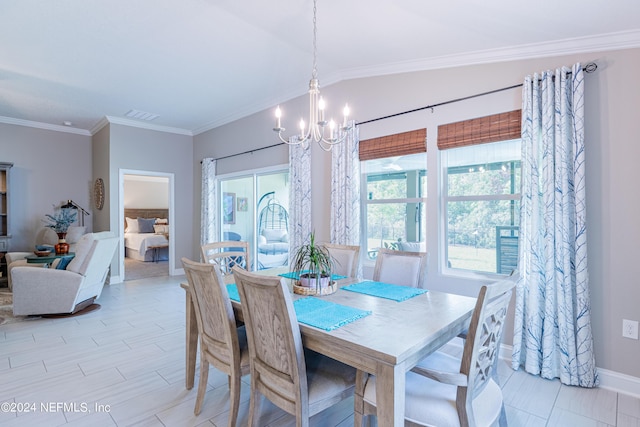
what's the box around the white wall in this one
[123,176,169,209]
[194,47,640,379]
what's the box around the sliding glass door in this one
[219,169,289,271]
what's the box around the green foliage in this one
[290,231,333,289]
[43,207,77,233]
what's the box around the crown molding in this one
[104,116,193,136]
[0,115,92,136]
[193,30,640,135]
[340,29,640,80]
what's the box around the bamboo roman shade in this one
[359,128,426,161]
[437,110,521,150]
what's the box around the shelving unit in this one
[0,162,13,287]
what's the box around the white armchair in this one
[11,232,118,316]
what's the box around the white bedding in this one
[124,232,169,254]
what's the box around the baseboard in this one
[446,339,640,398]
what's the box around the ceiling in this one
[1,0,639,136]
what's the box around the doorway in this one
[119,169,175,281]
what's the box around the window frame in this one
[439,141,521,278]
[360,155,427,265]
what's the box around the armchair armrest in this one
[12,267,85,316]
[5,252,32,265]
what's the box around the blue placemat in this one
[293,297,371,331]
[279,270,347,281]
[342,281,428,302]
[226,284,240,302]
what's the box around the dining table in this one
[181,267,476,427]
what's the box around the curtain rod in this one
[357,62,597,126]
[204,62,597,161]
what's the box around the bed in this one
[124,208,169,262]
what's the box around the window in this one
[362,152,427,260]
[443,139,521,274]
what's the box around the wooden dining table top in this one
[182,267,476,426]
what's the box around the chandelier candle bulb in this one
[275,106,282,130]
[318,97,326,123]
[343,104,350,127]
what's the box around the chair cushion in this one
[363,350,503,426]
[262,228,288,242]
[304,349,357,408]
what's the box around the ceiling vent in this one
[125,109,159,121]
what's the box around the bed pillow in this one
[138,217,156,233]
[125,217,139,233]
[154,224,169,234]
[156,218,168,224]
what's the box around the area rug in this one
[0,290,41,326]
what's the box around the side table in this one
[25,252,75,267]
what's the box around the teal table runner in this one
[226,283,240,302]
[342,281,427,302]
[293,297,371,331]
[226,284,370,331]
[279,270,347,281]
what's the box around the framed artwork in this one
[223,192,236,224]
[237,197,248,212]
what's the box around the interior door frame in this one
[118,168,175,279]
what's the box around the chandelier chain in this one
[312,0,318,79]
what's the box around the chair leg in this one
[194,358,210,415]
[227,372,242,427]
[248,381,263,427]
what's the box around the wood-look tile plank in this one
[554,382,618,424]
[547,407,614,426]
[501,368,561,418]
[155,382,250,426]
[504,405,547,427]
[620,393,640,418]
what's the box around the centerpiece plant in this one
[290,231,333,291]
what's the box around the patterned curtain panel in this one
[200,158,218,246]
[512,63,598,387]
[330,122,360,245]
[288,144,312,264]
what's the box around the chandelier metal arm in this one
[271,0,352,151]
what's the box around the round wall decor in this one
[94,178,105,210]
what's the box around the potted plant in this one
[43,207,78,254]
[290,231,333,292]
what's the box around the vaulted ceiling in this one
[1,0,639,135]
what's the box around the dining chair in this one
[372,248,428,288]
[181,258,250,425]
[201,240,251,284]
[354,274,517,427]
[232,266,357,427]
[322,243,360,277]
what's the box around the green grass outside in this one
[367,239,496,273]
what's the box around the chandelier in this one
[272,0,352,151]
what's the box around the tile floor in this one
[1,275,639,426]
